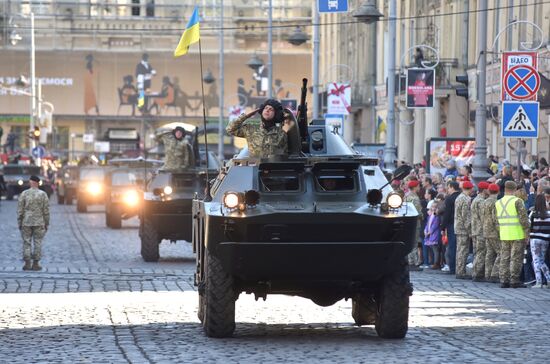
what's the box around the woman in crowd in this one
[424,202,442,270]
[529,191,550,288]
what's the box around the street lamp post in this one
[384,0,397,169]
[312,1,320,119]
[218,0,225,161]
[267,0,273,99]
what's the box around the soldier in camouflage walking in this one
[405,179,424,269]
[157,126,190,170]
[471,181,489,281]
[454,181,473,279]
[497,181,530,288]
[17,175,50,271]
[483,183,501,282]
[226,99,294,158]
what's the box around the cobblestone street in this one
[1,200,550,363]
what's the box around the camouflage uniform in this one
[17,187,50,261]
[405,191,423,266]
[470,193,486,279]
[482,195,500,281]
[158,132,190,170]
[226,113,288,158]
[454,192,472,277]
[498,198,530,285]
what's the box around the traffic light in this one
[455,74,469,99]
[32,126,40,141]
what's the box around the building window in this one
[132,0,140,16]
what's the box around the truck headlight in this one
[386,191,403,209]
[123,190,139,206]
[86,182,102,195]
[223,191,244,210]
[163,186,173,195]
[17,179,23,186]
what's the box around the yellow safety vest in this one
[495,195,525,241]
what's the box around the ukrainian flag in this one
[174,7,200,57]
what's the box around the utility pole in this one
[383,0,397,168]
[472,0,490,182]
[218,0,224,161]
[312,1,320,119]
[267,0,273,99]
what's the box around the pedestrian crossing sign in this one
[501,101,539,138]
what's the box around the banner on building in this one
[425,137,475,175]
[406,68,435,109]
[326,83,351,115]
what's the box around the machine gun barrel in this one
[297,78,309,144]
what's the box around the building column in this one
[425,97,440,141]
[397,108,413,164]
[413,109,425,164]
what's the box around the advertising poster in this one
[327,83,351,115]
[406,68,435,108]
[426,138,475,175]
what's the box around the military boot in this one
[23,260,32,271]
[32,260,42,271]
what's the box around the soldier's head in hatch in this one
[259,99,283,129]
[172,126,186,141]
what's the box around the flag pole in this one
[198,39,212,201]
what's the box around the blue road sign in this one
[32,145,46,158]
[318,0,348,13]
[501,101,539,138]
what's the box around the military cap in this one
[488,183,499,192]
[504,180,517,190]
[462,181,473,189]
[29,175,40,182]
[407,180,419,188]
[478,181,489,190]
[259,98,284,123]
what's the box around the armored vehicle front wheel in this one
[197,292,205,323]
[57,193,65,204]
[375,260,412,339]
[203,248,236,338]
[77,199,87,213]
[140,218,160,262]
[352,295,378,326]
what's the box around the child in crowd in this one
[424,202,441,269]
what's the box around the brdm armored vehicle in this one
[192,81,418,339]
[3,164,53,200]
[139,149,220,262]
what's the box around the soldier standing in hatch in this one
[497,181,530,288]
[471,181,489,281]
[226,98,294,158]
[405,179,424,269]
[156,126,190,170]
[483,183,501,282]
[454,181,473,279]
[17,175,50,271]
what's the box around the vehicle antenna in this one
[198,39,212,202]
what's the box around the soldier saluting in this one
[156,126,190,170]
[226,98,295,158]
[17,175,50,271]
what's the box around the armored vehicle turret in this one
[192,106,418,339]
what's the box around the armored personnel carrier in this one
[192,82,418,339]
[139,148,220,262]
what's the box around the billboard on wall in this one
[406,68,435,108]
[425,137,475,175]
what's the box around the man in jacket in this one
[441,181,461,274]
[455,181,473,278]
[497,181,530,288]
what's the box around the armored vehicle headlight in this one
[17,179,23,186]
[38,180,43,186]
[223,191,244,210]
[86,182,102,195]
[123,190,139,206]
[163,186,173,195]
[386,192,403,209]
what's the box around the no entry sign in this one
[501,51,538,101]
[503,65,540,100]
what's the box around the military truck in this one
[192,97,418,339]
[104,158,162,229]
[56,165,79,204]
[3,164,53,200]
[139,149,220,262]
[76,166,108,213]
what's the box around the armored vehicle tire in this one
[140,219,160,262]
[352,295,378,326]
[375,261,411,339]
[108,206,122,229]
[197,293,205,323]
[57,193,65,205]
[77,199,87,213]
[105,211,112,228]
[203,248,236,338]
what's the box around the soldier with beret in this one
[226,98,295,158]
[483,183,501,282]
[497,180,530,288]
[17,175,50,271]
[471,181,489,281]
[405,179,424,269]
[455,180,473,278]
[156,126,190,170]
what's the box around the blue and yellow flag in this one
[174,7,200,57]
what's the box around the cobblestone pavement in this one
[1,200,550,363]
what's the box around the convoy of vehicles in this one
[3,164,53,200]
